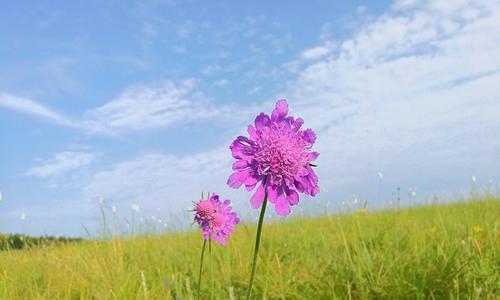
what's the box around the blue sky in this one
[1,0,499,236]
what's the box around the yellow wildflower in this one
[472,225,482,233]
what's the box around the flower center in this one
[195,200,215,220]
[254,124,309,184]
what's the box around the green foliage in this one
[0,234,82,251]
[0,198,498,299]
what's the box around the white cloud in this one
[1,79,250,135]
[214,79,229,86]
[0,93,76,127]
[299,46,332,61]
[248,86,262,95]
[357,5,367,14]
[393,0,418,10]
[83,79,220,132]
[202,64,223,76]
[26,151,96,178]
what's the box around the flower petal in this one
[230,137,255,159]
[292,117,304,132]
[266,184,278,203]
[247,125,258,140]
[275,194,291,216]
[294,176,307,193]
[286,188,299,205]
[236,136,255,146]
[244,174,259,189]
[302,128,316,145]
[305,167,320,196]
[246,182,257,191]
[232,160,249,170]
[210,193,219,202]
[227,170,251,189]
[308,152,320,162]
[254,113,270,130]
[250,184,265,209]
[271,99,288,122]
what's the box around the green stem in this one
[246,192,268,300]
[197,239,207,300]
[209,238,213,300]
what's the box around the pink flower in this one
[193,193,239,246]
[227,99,319,216]
[194,199,216,221]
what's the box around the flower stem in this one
[197,239,207,300]
[209,237,214,300]
[246,192,268,300]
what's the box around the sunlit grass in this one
[0,197,498,299]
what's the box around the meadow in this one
[0,197,498,299]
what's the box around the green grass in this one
[0,198,498,299]
[0,234,82,251]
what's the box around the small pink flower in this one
[193,193,239,246]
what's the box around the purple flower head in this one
[227,99,319,216]
[193,193,240,246]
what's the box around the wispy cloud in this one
[248,86,262,95]
[26,151,96,178]
[213,79,229,86]
[299,46,332,61]
[2,79,243,134]
[0,93,76,127]
[83,79,221,132]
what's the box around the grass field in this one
[0,197,498,299]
